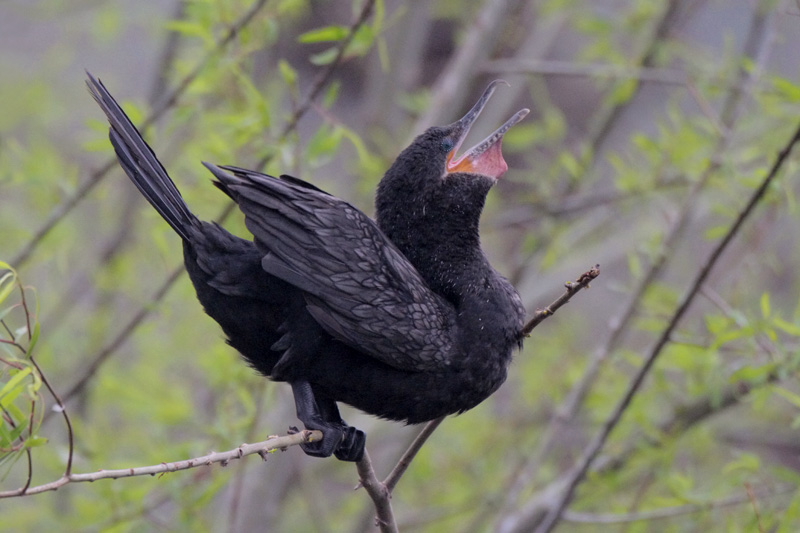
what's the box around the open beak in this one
[445,80,529,179]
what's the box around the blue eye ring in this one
[441,138,454,153]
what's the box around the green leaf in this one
[27,320,40,356]
[164,20,212,43]
[773,386,800,409]
[305,125,343,167]
[309,47,339,66]
[278,59,298,89]
[666,471,694,499]
[298,25,347,43]
[0,273,16,308]
[0,367,33,408]
[558,151,581,178]
[773,317,800,337]
[773,77,800,101]
[704,224,729,240]
[760,292,771,318]
[722,452,760,474]
[322,80,340,109]
[23,436,48,448]
[729,363,775,384]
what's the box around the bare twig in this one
[0,430,321,499]
[595,361,783,477]
[356,450,398,533]
[533,117,800,533]
[383,416,444,493]
[746,482,766,533]
[521,265,599,337]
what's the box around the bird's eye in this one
[440,138,454,153]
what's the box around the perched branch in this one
[521,265,599,337]
[0,431,321,499]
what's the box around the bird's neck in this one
[376,173,493,303]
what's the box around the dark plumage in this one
[87,74,528,462]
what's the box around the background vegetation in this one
[3,0,800,530]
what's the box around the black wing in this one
[204,163,456,372]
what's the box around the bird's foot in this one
[290,421,365,462]
[334,426,366,462]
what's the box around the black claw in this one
[334,427,366,462]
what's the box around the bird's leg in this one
[291,380,346,459]
[316,394,366,462]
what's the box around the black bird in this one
[87,74,528,462]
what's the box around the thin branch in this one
[594,361,783,477]
[383,416,444,493]
[483,59,689,86]
[562,484,793,524]
[275,0,376,143]
[521,265,599,337]
[534,116,800,533]
[52,264,185,413]
[0,430,321,499]
[356,450,398,533]
[570,2,682,181]
[746,482,766,533]
[505,2,682,326]
[29,355,74,475]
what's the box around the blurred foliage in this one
[3,0,800,531]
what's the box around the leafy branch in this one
[10,0,272,269]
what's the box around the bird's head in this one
[380,80,528,194]
[440,80,529,181]
[376,81,528,289]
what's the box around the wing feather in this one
[204,163,456,372]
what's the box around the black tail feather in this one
[86,72,196,242]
